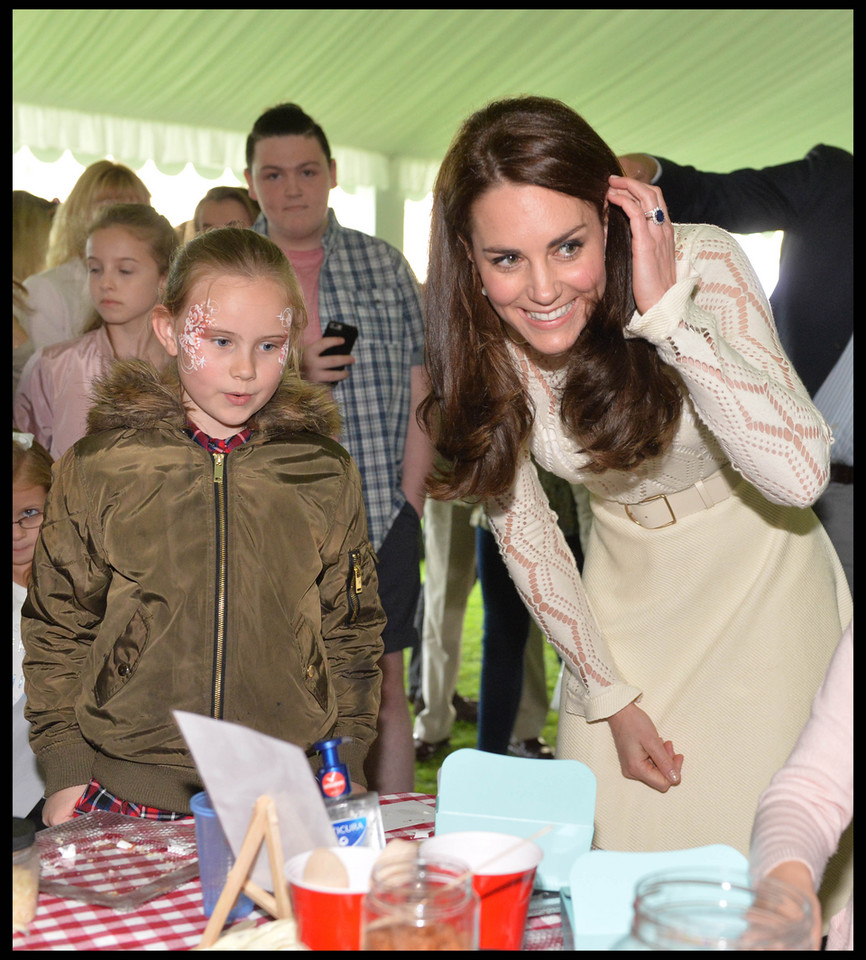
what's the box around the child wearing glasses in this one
[13,431,53,824]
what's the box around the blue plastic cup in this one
[190,791,255,922]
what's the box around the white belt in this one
[601,464,741,530]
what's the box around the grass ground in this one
[405,578,563,795]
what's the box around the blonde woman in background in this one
[13,191,57,402]
[23,161,151,352]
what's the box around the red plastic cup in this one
[284,847,379,950]
[421,831,543,950]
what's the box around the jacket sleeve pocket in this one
[94,607,151,708]
[345,549,364,625]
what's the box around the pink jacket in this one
[13,327,114,460]
[750,620,854,950]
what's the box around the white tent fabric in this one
[13,10,853,201]
[12,102,437,197]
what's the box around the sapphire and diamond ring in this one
[643,205,666,225]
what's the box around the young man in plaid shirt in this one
[246,103,433,793]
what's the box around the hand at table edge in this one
[42,784,88,826]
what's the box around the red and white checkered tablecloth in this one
[13,793,563,951]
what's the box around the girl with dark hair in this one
[422,96,851,920]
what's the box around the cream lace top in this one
[486,223,833,721]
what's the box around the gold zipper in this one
[212,452,227,718]
[347,549,363,624]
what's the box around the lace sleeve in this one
[627,224,832,506]
[486,448,642,721]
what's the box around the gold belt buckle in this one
[625,494,676,528]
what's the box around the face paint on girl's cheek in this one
[278,306,293,368]
[178,300,218,372]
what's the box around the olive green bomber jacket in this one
[22,360,385,813]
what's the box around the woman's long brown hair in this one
[421,96,682,501]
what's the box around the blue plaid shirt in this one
[254,209,425,549]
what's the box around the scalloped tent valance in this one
[12,102,441,200]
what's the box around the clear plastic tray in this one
[35,810,199,909]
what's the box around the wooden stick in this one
[261,796,293,920]
[198,797,270,948]
[242,879,277,916]
[386,823,555,916]
[450,824,554,887]
[472,824,554,875]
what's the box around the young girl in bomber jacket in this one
[22,227,386,824]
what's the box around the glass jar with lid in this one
[13,817,41,933]
[612,867,814,950]
[360,854,479,950]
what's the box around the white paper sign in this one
[174,711,335,891]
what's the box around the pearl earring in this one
[481,287,488,297]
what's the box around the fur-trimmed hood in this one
[86,359,341,440]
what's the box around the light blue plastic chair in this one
[434,748,596,892]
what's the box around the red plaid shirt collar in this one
[186,423,252,453]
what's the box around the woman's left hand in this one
[607,701,684,792]
[606,174,677,315]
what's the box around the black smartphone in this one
[320,321,359,370]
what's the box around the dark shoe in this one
[452,693,478,724]
[414,737,449,762]
[507,737,554,759]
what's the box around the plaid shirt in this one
[185,424,252,453]
[254,209,425,550]
[74,779,192,821]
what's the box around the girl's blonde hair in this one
[12,433,54,490]
[13,191,57,284]
[83,204,180,332]
[13,190,58,317]
[45,160,151,269]
[161,227,308,377]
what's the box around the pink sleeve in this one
[749,621,853,911]
[13,349,55,455]
[13,337,105,460]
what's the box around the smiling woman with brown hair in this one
[420,95,851,925]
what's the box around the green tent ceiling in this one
[13,9,853,199]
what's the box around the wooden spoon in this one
[302,847,350,888]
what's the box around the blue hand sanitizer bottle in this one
[313,737,385,850]
[314,737,351,800]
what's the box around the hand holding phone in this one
[320,321,359,371]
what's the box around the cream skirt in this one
[557,479,853,922]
